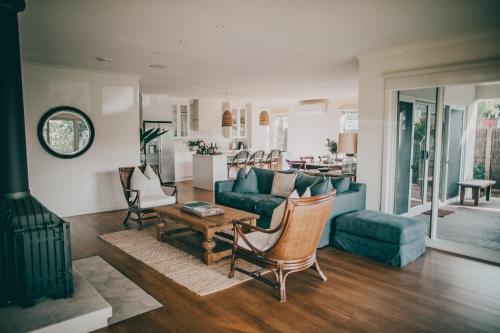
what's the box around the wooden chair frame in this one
[229,192,335,302]
[227,150,250,178]
[119,165,177,230]
[262,149,281,170]
[246,150,265,170]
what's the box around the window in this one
[273,114,288,152]
[341,111,358,132]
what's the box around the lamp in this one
[338,132,358,174]
[222,110,232,127]
[259,111,270,126]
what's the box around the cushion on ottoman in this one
[335,210,426,244]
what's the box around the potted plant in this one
[139,128,169,164]
[325,138,338,161]
[188,139,204,152]
[479,101,500,128]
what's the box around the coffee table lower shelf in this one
[160,227,234,265]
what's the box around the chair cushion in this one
[237,231,273,252]
[140,194,176,208]
[335,210,426,244]
[295,172,320,196]
[216,192,267,213]
[271,172,297,197]
[310,176,334,196]
[331,177,351,193]
[233,168,260,193]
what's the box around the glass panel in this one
[231,108,238,137]
[240,108,246,137]
[180,105,188,137]
[343,112,358,132]
[395,88,438,237]
[172,105,178,137]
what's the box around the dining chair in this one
[262,149,281,170]
[246,150,265,170]
[227,150,250,178]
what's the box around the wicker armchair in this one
[119,165,177,230]
[229,191,335,302]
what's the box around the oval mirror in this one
[37,106,95,159]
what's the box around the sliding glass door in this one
[394,89,438,223]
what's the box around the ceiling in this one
[19,0,500,102]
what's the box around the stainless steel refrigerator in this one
[143,121,175,182]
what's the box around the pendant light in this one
[259,110,270,126]
[222,110,232,127]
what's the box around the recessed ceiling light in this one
[153,50,160,55]
[96,57,112,62]
[178,39,188,44]
[216,24,225,29]
[150,64,167,69]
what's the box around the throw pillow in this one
[233,168,260,193]
[130,167,147,201]
[267,187,311,247]
[271,172,297,197]
[331,177,351,193]
[310,176,334,196]
[130,166,165,201]
[294,172,319,196]
[144,164,159,181]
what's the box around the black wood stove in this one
[0,0,73,307]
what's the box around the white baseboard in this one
[60,203,128,218]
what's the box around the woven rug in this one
[99,228,262,296]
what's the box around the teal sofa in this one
[214,167,366,247]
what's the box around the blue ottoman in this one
[332,210,426,267]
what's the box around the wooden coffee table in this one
[154,204,258,265]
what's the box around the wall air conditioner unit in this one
[296,99,328,114]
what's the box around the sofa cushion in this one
[331,177,351,193]
[271,172,297,197]
[310,176,334,196]
[233,168,259,193]
[335,210,426,244]
[216,192,267,213]
[252,167,275,194]
[295,172,320,196]
[140,194,176,208]
[255,196,285,217]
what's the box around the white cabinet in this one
[191,99,219,132]
[172,104,189,138]
[174,152,193,181]
[231,106,247,138]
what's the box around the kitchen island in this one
[192,154,229,191]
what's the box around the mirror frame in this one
[37,106,95,159]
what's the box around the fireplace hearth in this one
[0,0,73,307]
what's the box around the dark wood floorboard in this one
[65,181,500,333]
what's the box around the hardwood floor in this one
[66,181,500,333]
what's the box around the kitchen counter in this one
[192,154,228,191]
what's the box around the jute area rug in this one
[99,228,262,296]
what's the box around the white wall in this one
[475,82,500,100]
[252,97,356,159]
[22,63,141,217]
[357,34,500,210]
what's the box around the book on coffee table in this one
[180,201,225,217]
